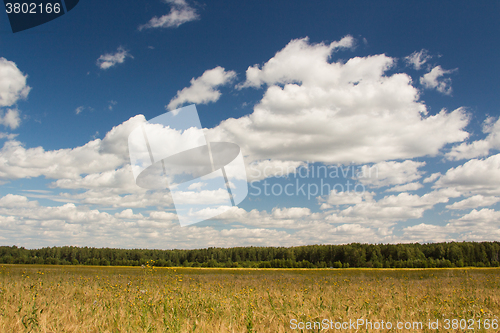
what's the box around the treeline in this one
[0,242,499,268]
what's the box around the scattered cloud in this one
[108,100,117,111]
[1,37,496,247]
[167,66,236,110]
[420,65,457,95]
[405,49,431,70]
[0,132,18,140]
[75,106,85,115]
[139,0,199,31]
[75,106,94,115]
[96,47,133,70]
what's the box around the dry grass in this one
[0,265,499,332]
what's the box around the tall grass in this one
[0,265,498,332]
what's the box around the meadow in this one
[0,265,498,332]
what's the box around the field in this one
[0,265,499,332]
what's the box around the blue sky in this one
[1,0,500,249]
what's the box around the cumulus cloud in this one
[320,189,375,207]
[385,182,423,192]
[357,160,426,188]
[0,57,31,108]
[436,209,500,241]
[446,195,500,210]
[420,65,457,95]
[238,36,355,89]
[324,189,456,227]
[446,116,500,160]
[434,153,500,196]
[246,160,305,181]
[423,172,441,183]
[206,37,469,166]
[0,194,38,208]
[0,108,21,129]
[400,223,451,243]
[0,58,30,130]
[96,47,133,70]
[139,0,199,30]
[167,67,236,110]
[405,49,432,70]
[0,115,145,182]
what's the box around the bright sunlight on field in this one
[0,265,499,332]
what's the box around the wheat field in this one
[0,264,498,332]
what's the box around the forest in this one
[0,242,499,268]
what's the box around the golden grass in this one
[0,265,498,332]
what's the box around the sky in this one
[1,0,500,249]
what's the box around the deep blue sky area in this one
[0,0,499,248]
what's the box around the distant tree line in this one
[0,242,499,268]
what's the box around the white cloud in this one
[96,47,133,70]
[114,209,144,220]
[319,189,374,207]
[52,165,140,192]
[401,223,451,243]
[326,190,454,227]
[0,115,145,181]
[108,100,117,110]
[446,195,500,210]
[206,37,469,166]
[167,67,236,110]
[357,160,426,188]
[238,36,355,89]
[75,106,85,115]
[445,208,500,240]
[271,207,311,219]
[405,49,431,70]
[385,182,423,192]
[446,116,500,160]
[0,57,31,108]
[334,188,454,223]
[0,189,488,247]
[420,65,457,95]
[247,160,304,181]
[0,194,37,208]
[65,190,174,209]
[139,0,198,30]
[434,153,500,196]
[423,172,441,183]
[0,132,18,140]
[0,108,21,129]
[0,58,30,130]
